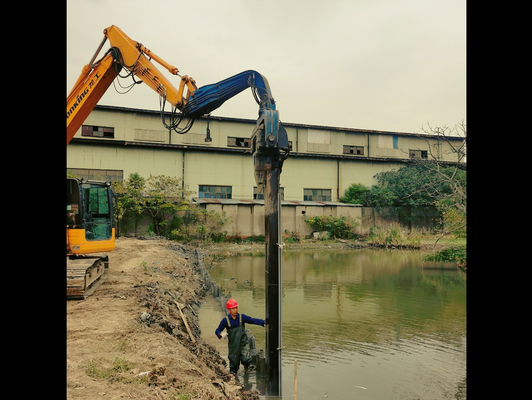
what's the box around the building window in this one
[343,145,364,155]
[199,185,232,199]
[67,168,123,183]
[82,125,115,138]
[409,149,428,159]
[227,137,251,148]
[254,187,284,200]
[304,188,331,201]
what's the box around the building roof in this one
[94,105,465,141]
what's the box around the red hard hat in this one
[226,299,238,309]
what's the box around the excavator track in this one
[67,255,109,300]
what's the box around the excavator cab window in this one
[67,179,82,228]
[80,182,113,242]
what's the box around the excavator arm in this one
[67,25,197,144]
[101,25,198,108]
[183,69,275,118]
[66,47,119,145]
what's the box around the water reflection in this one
[202,249,466,399]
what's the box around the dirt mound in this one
[67,237,259,399]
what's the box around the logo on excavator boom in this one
[67,72,101,120]
[67,88,89,119]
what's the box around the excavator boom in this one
[67,52,119,145]
[67,25,198,145]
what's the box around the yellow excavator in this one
[67,25,200,299]
[67,25,289,299]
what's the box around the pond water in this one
[198,249,466,399]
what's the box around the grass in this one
[85,358,110,379]
[367,223,467,253]
[367,223,424,248]
[85,357,135,381]
[170,386,196,400]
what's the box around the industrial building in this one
[67,105,464,203]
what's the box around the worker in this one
[215,298,265,375]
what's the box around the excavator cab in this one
[67,178,115,251]
[67,178,115,299]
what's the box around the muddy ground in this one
[66,237,450,399]
[67,237,261,400]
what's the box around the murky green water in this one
[199,249,466,399]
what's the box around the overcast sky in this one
[67,0,465,134]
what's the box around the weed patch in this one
[85,357,135,382]
[368,223,423,248]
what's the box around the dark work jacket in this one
[215,313,264,338]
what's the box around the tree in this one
[364,120,466,243]
[367,121,466,209]
[368,164,466,208]
[171,207,231,243]
[113,173,145,236]
[340,183,370,205]
[113,173,194,237]
[141,175,193,236]
[414,121,466,240]
[368,165,454,208]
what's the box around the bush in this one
[340,183,369,205]
[225,235,265,244]
[424,245,466,266]
[438,199,466,238]
[304,215,360,239]
[284,230,300,243]
[170,207,231,243]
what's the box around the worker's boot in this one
[244,363,256,373]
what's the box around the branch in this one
[432,219,467,250]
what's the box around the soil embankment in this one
[67,237,259,400]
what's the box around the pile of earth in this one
[67,237,259,399]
